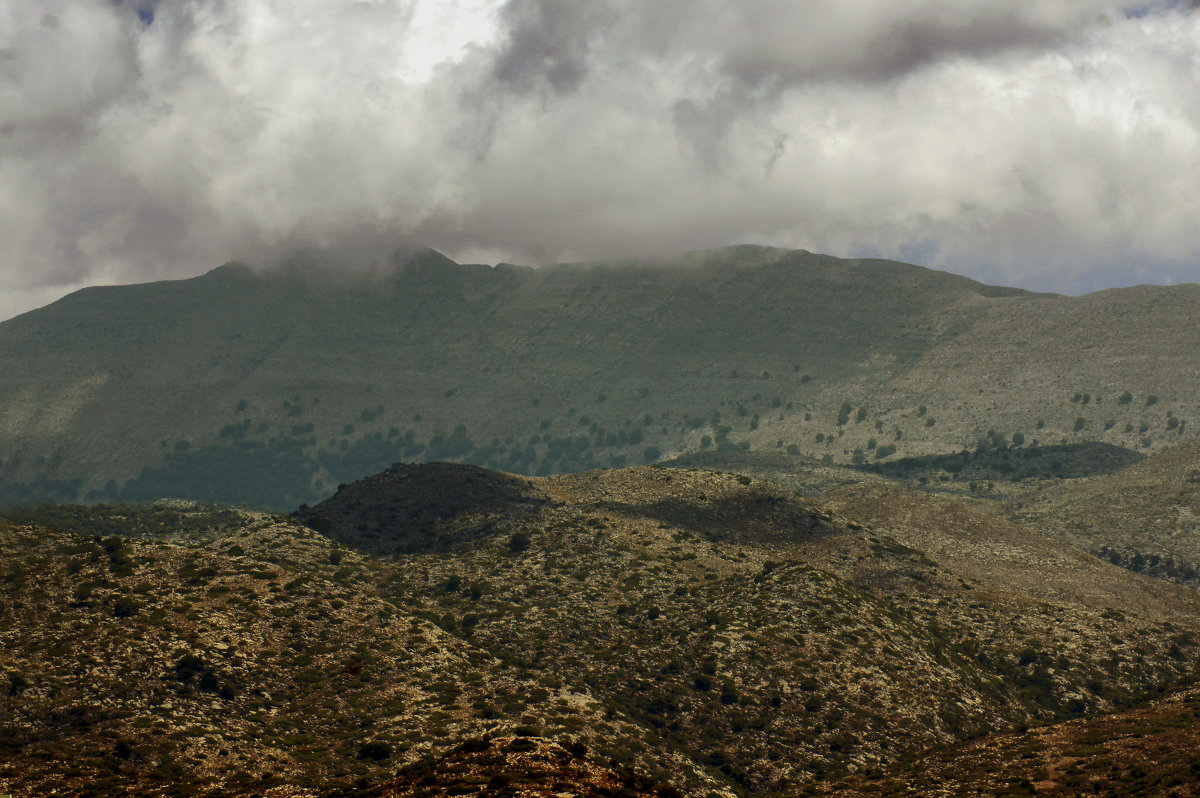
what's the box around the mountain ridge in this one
[1,243,1195,509]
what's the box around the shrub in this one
[1119,391,1133,405]
[111,596,140,618]
[198,670,220,692]
[719,681,739,704]
[1011,432,1025,447]
[8,673,28,696]
[643,446,662,463]
[175,654,206,679]
[357,741,392,761]
[1074,417,1086,432]
[508,532,532,553]
[1146,395,1159,406]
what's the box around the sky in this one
[2,1,1199,320]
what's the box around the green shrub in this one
[111,596,140,618]
[357,741,391,761]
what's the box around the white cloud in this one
[1,0,1199,319]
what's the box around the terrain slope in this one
[1,244,1196,507]
[1009,438,1200,588]
[6,461,1196,795]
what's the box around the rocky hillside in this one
[1006,438,1200,588]
[824,679,1200,796]
[1,244,1197,508]
[5,461,1199,795]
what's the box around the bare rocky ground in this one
[5,460,1200,796]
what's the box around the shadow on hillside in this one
[597,493,836,545]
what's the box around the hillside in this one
[824,680,1200,796]
[6,461,1199,795]
[0,506,719,796]
[1007,438,1200,588]
[0,244,1196,508]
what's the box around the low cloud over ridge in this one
[1,0,1199,318]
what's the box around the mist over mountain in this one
[7,1,1200,793]
[1,243,1196,510]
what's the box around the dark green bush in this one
[357,741,391,761]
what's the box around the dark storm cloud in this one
[490,0,613,94]
[1,0,1199,319]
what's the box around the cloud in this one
[1,0,1199,318]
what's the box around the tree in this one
[357,741,392,761]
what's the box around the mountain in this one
[4,461,1199,795]
[1,244,1197,508]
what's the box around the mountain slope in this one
[0,244,1195,508]
[1009,438,1200,587]
[825,680,1200,796]
[4,461,1200,795]
[296,463,1200,792]
[0,511,719,796]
